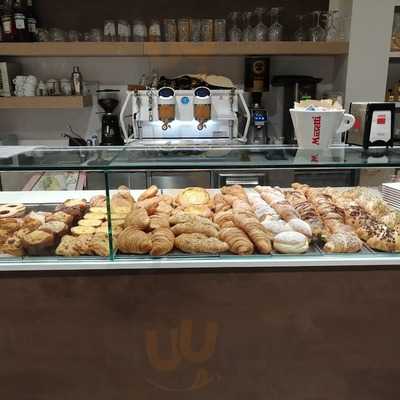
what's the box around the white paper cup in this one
[290,109,355,150]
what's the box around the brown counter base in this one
[0,268,399,399]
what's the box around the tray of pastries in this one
[0,183,400,259]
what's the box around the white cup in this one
[290,109,356,150]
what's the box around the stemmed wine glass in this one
[324,10,339,41]
[242,11,254,41]
[253,7,267,41]
[309,11,326,42]
[268,7,283,41]
[294,15,307,41]
[229,11,242,41]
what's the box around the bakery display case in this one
[1,145,400,271]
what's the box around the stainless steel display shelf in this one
[0,253,400,272]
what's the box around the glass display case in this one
[1,145,400,271]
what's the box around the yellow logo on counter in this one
[145,319,219,392]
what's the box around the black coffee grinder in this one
[97,89,124,146]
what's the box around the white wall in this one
[0,55,337,145]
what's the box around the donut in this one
[0,204,26,219]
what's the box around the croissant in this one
[149,214,170,230]
[219,227,254,255]
[150,228,175,256]
[111,186,135,211]
[138,185,159,202]
[125,207,150,231]
[171,222,219,238]
[175,233,229,254]
[233,212,272,254]
[213,194,232,213]
[169,212,219,228]
[213,210,235,228]
[136,197,161,214]
[117,227,152,254]
[221,185,249,203]
[323,232,362,253]
[155,201,174,215]
[232,199,254,213]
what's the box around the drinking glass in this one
[228,12,241,41]
[253,7,267,41]
[294,15,307,41]
[214,19,226,41]
[117,20,131,42]
[67,30,81,42]
[164,19,177,42]
[89,28,103,42]
[104,20,117,42]
[324,10,339,42]
[49,28,66,42]
[133,19,147,42]
[309,11,325,42]
[149,19,161,42]
[268,7,283,41]
[242,11,254,41]
[201,19,213,41]
[190,18,201,42]
[178,18,190,42]
[337,16,350,41]
[37,28,49,42]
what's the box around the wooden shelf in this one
[0,41,349,57]
[0,96,93,109]
[0,42,143,57]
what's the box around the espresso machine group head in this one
[120,86,250,145]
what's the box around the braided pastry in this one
[175,233,229,254]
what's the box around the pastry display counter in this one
[0,145,400,271]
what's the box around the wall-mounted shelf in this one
[0,96,93,109]
[0,41,349,57]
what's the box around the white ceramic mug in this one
[290,109,356,150]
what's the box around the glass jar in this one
[149,19,161,42]
[133,19,147,42]
[104,20,117,42]
[178,18,190,42]
[214,19,226,41]
[190,18,201,42]
[164,19,177,42]
[228,12,241,41]
[49,28,66,42]
[201,18,213,41]
[117,20,131,41]
[89,28,103,42]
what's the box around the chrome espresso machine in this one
[120,83,250,145]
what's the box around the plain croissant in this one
[219,227,254,255]
[117,227,152,254]
[233,212,272,254]
[150,228,175,256]
[125,207,150,231]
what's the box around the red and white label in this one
[312,116,321,145]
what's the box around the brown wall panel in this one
[34,0,329,39]
[0,269,399,399]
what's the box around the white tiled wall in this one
[0,55,337,145]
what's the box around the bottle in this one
[26,0,37,41]
[387,89,395,102]
[71,66,83,95]
[13,0,28,42]
[1,0,16,42]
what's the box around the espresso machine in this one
[97,89,124,146]
[120,85,250,145]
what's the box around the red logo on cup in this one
[377,115,386,125]
[312,116,321,145]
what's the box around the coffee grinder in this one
[97,89,124,146]
[244,57,270,144]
